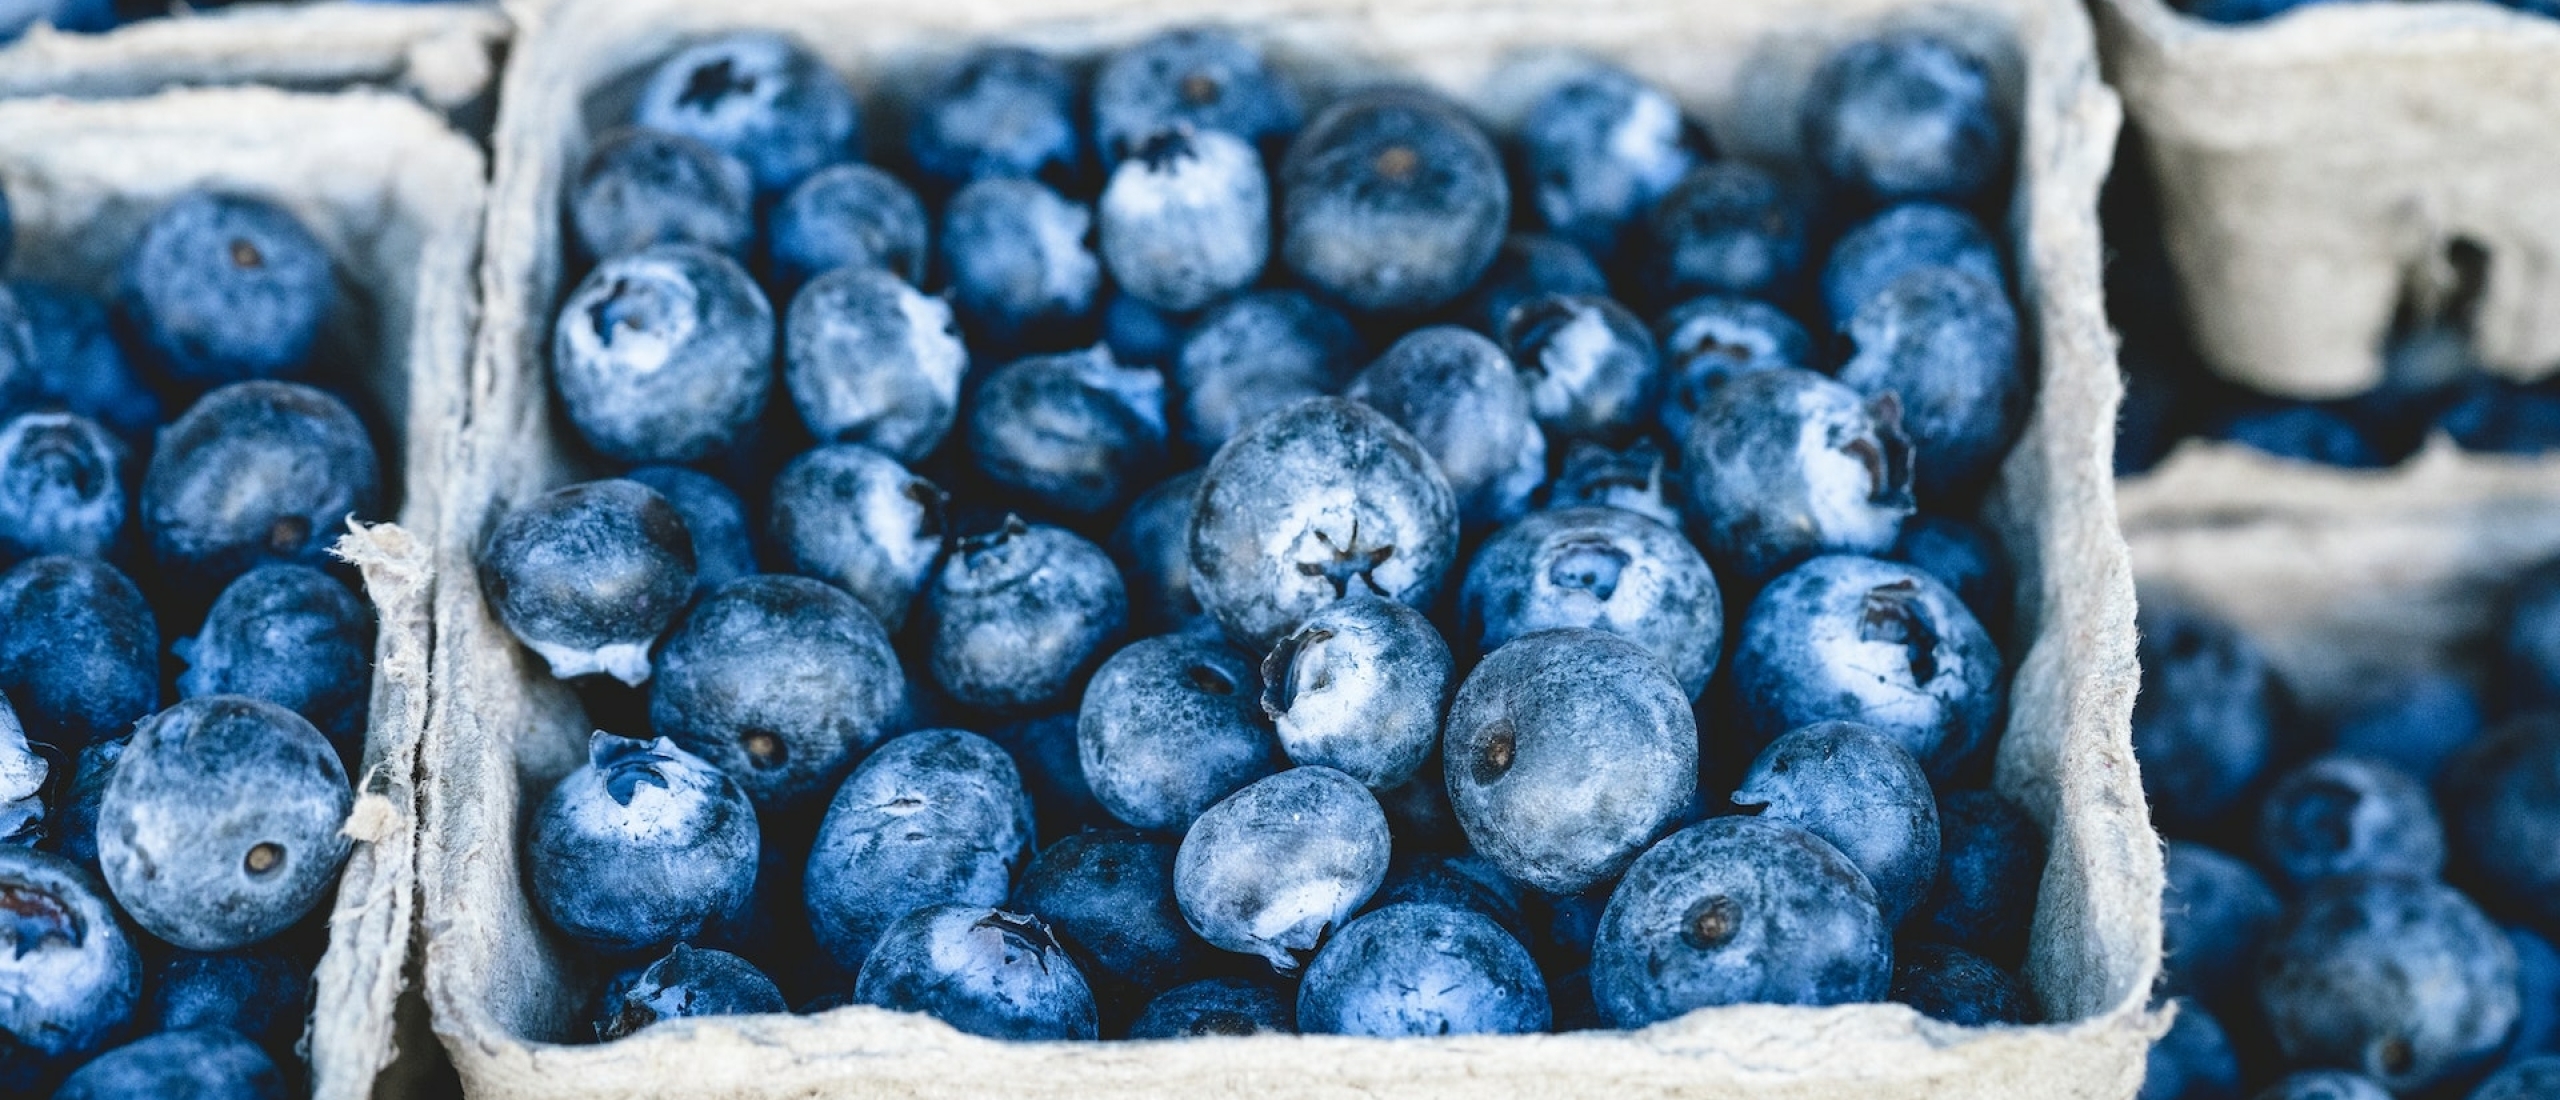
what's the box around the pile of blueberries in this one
[0,187,385,1097]
[2134,572,2560,1100]
[2170,0,2554,24]
[482,23,2047,1045]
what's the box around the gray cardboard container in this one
[2093,0,2560,399]
[0,3,509,116]
[0,87,485,1100]
[422,0,2160,1095]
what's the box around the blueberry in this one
[1445,628,1698,894]
[2510,563,2560,706]
[1372,853,1537,948]
[2258,754,2443,890]
[1077,631,1278,831]
[2475,1057,2560,1100]
[967,346,1167,517]
[1679,368,1911,584]
[1100,129,1270,313]
[1909,788,2044,961]
[766,163,929,292]
[782,265,966,463]
[2261,875,2520,1091]
[2444,714,2560,930]
[804,729,1033,972]
[1462,234,1609,337]
[1128,976,1294,1039]
[1545,439,1680,530]
[2443,379,2560,457]
[633,32,856,196]
[2142,998,2243,1100]
[1174,767,1387,973]
[907,47,1082,191]
[1109,470,1207,634]
[1888,513,2011,632]
[768,444,944,631]
[1172,290,1359,454]
[117,191,333,385]
[0,848,139,1091]
[143,947,310,1056]
[1297,902,1548,1037]
[1732,720,1937,926]
[1187,397,1458,653]
[592,943,786,1041]
[1821,201,2004,326]
[2508,927,2560,1069]
[1278,89,1508,314]
[39,739,118,875]
[144,381,379,591]
[175,564,373,752]
[6,283,160,441]
[939,178,1101,349]
[50,1028,283,1100]
[553,245,775,465]
[1802,31,2010,204]
[2133,593,2276,830]
[0,556,156,748]
[1591,816,1891,1025]
[1260,594,1451,791]
[1887,942,2034,1026]
[1101,291,1188,368]
[1092,28,1302,169]
[984,712,1110,841]
[568,127,754,261]
[1347,326,1547,530]
[2330,671,2481,782]
[927,518,1124,715]
[1644,163,1807,306]
[99,696,350,951]
[1012,830,1201,1010]
[1496,294,1660,446]
[0,702,42,844]
[1652,295,1816,444]
[1837,267,2023,501]
[0,411,125,565]
[2216,405,2386,469]
[1460,506,1721,700]
[651,574,905,812]
[2161,840,2281,1005]
[852,904,1098,1041]
[526,732,756,957]
[1519,64,1700,265]
[478,479,695,685]
[2171,0,2339,22]
[623,465,756,600]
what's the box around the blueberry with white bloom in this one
[1078,632,1279,831]
[1679,367,1912,584]
[1733,555,2002,779]
[592,943,786,1041]
[1260,593,1452,791]
[1837,267,2022,501]
[1731,720,1938,926]
[925,518,1125,715]
[1100,128,1270,313]
[768,444,944,631]
[0,411,124,567]
[478,479,694,686]
[1297,902,1549,1037]
[1802,31,2010,204]
[118,191,335,386]
[966,346,1167,518]
[907,47,1082,191]
[567,127,754,261]
[0,556,157,749]
[804,729,1035,972]
[1092,27,1303,168]
[940,178,1101,350]
[766,163,929,292]
[0,699,41,845]
[1346,326,1546,530]
[633,31,856,196]
[1518,64,1700,263]
[49,1027,283,1100]
[0,847,138,1092]
[855,904,1098,1040]
[1172,290,1360,455]
[1498,293,1659,446]
[1463,233,1610,337]
[623,465,756,600]
[1821,201,2005,326]
[2257,754,2445,889]
[1175,766,1390,974]
[141,381,380,589]
[176,564,374,752]
[783,265,966,463]
[2256,875,2516,1092]
[552,245,774,465]
[1110,470,1208,634]
[1652,295,1814,445]
[1644,163,1807,307]
[526,733,757,958]
[1545,439,1680,530]
[1459,506,1722,699]
[1278,89,1507,315]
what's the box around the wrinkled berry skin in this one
[1680,368,1912,585]
[2133,594,2275,830]
[1175,767,1390,974]
[593,943,786,1042]
[1498,294,1659,446]
[1821,202,2004,326]
[1129,976,1294,1039]
[1173,290,1359,455]
[967,347,1167,517]
[567,127,754,261]
[928,519,1125,715]
[1092,28,1303,169]
[8,282,161,441]
[768,444,944,631]
[805,729,1033,972]
[2257,754,2444,889]
[1837,267,2023,501]
[1910,788,2044,961]
[142,381,379,590]
[1279,89,1508,315]
[650,574,904,812]
[1110,470,1207,634]
[0,411,125,565]
[1802,31,2010,204]
[1078,632,1278,832]
[1299,902,1549,1038]
[766,164,929,291]
[145,948,311,1056]
[1519,65,1699,265]
[2442,715,2560,931]
[1644,163,1806,306]
[1261,594,1451,791]
[1653,295,1815,446]
[1732,721,1937,927]
[1101,129,1271,313]
[1591,816,1891,1026]
[0,847,139,1092]
[2141,998,2242,1100]
[176,564,374,752]
[1445,628,1698,895]
[1347,326,1547,530]
[51,1028,283,1100]
[2474,1057,2560,1100]
[1187,397,1458,654]
[478,479,695,686]
[527,733,758,958]
[1547,439,1680,531]
[553,245,774,465]
[2252,1072,2394,1100]
[1734,555,2003,779]
[623,465,755,600]
[1887,942,2034,1026]
[940,178,1101,349]
[783,265,966,462]
[99,696,351,951]
[0,555,157,748]
[2255,875,2517,1092]
[1463,234,1608,337]
[854,904,1099,1041]
[908,47,1082,190]
[2161,840,2281,1004]
[1012,830,1202,1010]
[634,32,856,196]
[1460,506,1721,700]
[118,191,334,385]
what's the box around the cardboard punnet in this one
[0,3,509,118]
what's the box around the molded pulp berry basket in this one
[2092,0,2560,400]
[423,0,2160,1095]
[0,3,510,120]
[0,87,485,1100]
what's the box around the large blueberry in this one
[1732,720,1938,927]
[2161,839,2281,1004]
[966,346,1167,517]
[1837,267,2023,500]
[1100,129,1270,312]
[98,696,350,951]
[1887,942,2035,1026]
[1346,326,1546,529]
[768,444,944,631]
[567,127,754,261]
[1109,470,1207,634]
[6,282,160,441]
[1733,555,2002,777]
[141,381,379,590]
[0,555,156,747]
[907,46,1081,191]
[50,1028,283,1100]
[1444,628,1698,894]
[552,245,774,464]
[1091,27,1303,168]
[1297,902,1548,1037]
[1012,830,1201,1010]
[2257,754,2443,889]
[782,264,966,462]
[1497,294,1660,446]
[526,733,757,957]
[765,163,929,292]
[144,947,311,1056]
[1174,766,1389,973]
[633,32,856,196]
[925,519,1124,715]
[1077,631,1278,831]
[623,465,756,600]
[1644,163,1807,306]
[2141,997,2242,1100]
[0,412,124,565]
[1172,290,1359,455]
[2133,593,2275,830]
[1545,438,1681,531]
[592,943,785,1041]
[1463,234,1608,337]
[1278,89,1507,314]
[1260,594,1450,791]
[939,178,1100,349]
[1802,31,2010,204]
[1128,976,1294,1039]
[1590,816,1891,1025]
[118,191,334,385]
[1652,294,1816,445]
[0,847,139,1092]
[804,729,1033,972]
[2255,875,2517,1091]
[1519,64,1699,264]
[1679,368,1912,584]
[1821,201,2005,326]
[1460,506,1721,700]
[1909,788,2044,961]
[478,479,695,685]
[852,904,1098,1041]
[175,564,373,753]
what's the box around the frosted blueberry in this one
[1459,506,1722,699]
[854,904,1098,1040]
[552,245,774,465]
[141,381,379,590]
[768,443,944,631]
[1821,201,2005,326]
[0,847,138,1091]
[117,191,334,385]
[1128,976,1294,1038]
[966,346,1167,517]
[0,411,124,565]
[50,1027,283,1100]
[766,163,929,291]
[622,465,756,600]
[567,127,754,261]
[2256,875,2517,1091]
[1497,293,1660,446]
[175,564,374,752]
[1078,632,1279,831]
[1092,27,1302,168]
[1733,555,2003,778]
[783,265,966,462]
[924,518,1125,715]
[633,32,857,196]
[940,178,1101,349]
[1731,721,1938,926]
[1346,326,1546,530]
[1297,902,1549,1037]
[1837,267,2023,501]
[478,479,694,686]
[1278,89,1507,314]
[1802,31,2010,204]
[1100,128,1270,312]
[1518,64,1700,264]
[1463,233,1608,338]
[1174,766,1390,974]
[1173,289,1359,455]
[804,729,1035,972]
[907,47,1082,190]
[1260,594,1451,791]
[1110,470,1209,634]
[1644,163,1807,306]
[592,943,785,1041]
[526,733,758,957]
[1545,439,1680,531]
[1651,295,1815,445]
[2257,754,2445,889]
[650,575,904,812]
[1678,367,1911,584]
[0,699,40,845]
[0,556,157,748]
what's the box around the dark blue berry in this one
[567,127,753,261]
[2444,714,2560,928]
[1077,631,1277,831]
[852,904,1097,1040]
[2142,998,2243,1100]
[141,381,379,590]
[1652,294,1816,444]
[592,943,785,1041]
[1887,942,2035,1025]
[2330,671,2481,782]
[966,346,1167,517]
[1108,470,1206,635]
[623,465,756,600]
[1092,28,1302,169]
[527,733,757,957]
[907,47,1082,191]
[118,192,333,385]
[1128,976,1293,1039]
[985,712,1109,840]
[144,947,311,1057]
[50,1028,282,1100]
[1174,766,1389,973]
[1821,201,2004,326]
[1101,291,1187,368]
[1278,89,1507,314]
[1463,234,1608,337]
[5,282,159,441]
[1732,720,1937,926]
[0,555,156,748]
[1460,506,1721,699]
[1498,293,1660,446]
[768,444,943,631]
[1910,788,2044,961]
[766,163,928,292]
[2161,840,2281,1004]
[2252,1072,2395,1100]
[1347,326,1546,529]
[782,265,965,462]
[1519,64,1700,264]
[939,178,1100,349]
[805,728,1033,972]
[1260,594,1451,791]
[1297,902,1548,1037]
[175,564,373,752]
[1679,368,1912,584]
[552,245,774,465]
[1172,290,1358,454]
[2255,875,2516,1091]
[2133,593,2275,830]
[477,479,695,685]
[1837,267,2023,501]
[2216,404,2386,469]
[1888,513,2010,632]
[1644,163,1806,306]
[1012,830,1202,1009]
[633,32,856,196]
[2258,754,2443,889]
[924,518,1124,715]
[0,411,124,566]
[1802,31,2010,204]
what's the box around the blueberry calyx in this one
[1546,537,1630,601]
[959,515,1031,563]
[228,239,264,270]
[1133,129,1198,172]
[1373,145,1419,182]
[1681,894,1741,950]
[589,733,679,806]
[679,60,754,112]
[972,909,1063,969]
[0,881,80,958]
[1859,580,1940,684]
[266,514,312,555]
[243,843,284,876]
[1263,627,1330,721]
[1293,518,1395,600]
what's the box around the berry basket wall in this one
[2092,0,2560,400]
[0,3,509,120]
[0,87,485,1100]
[420,0,2159,1095]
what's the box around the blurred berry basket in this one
[2092,0,2560,399]
[421,0,2156,1095]
[0,87,483,1100]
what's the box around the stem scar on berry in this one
[1682,895,1741,950]
[244,843,284,876]
[1472,717,1516,785]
